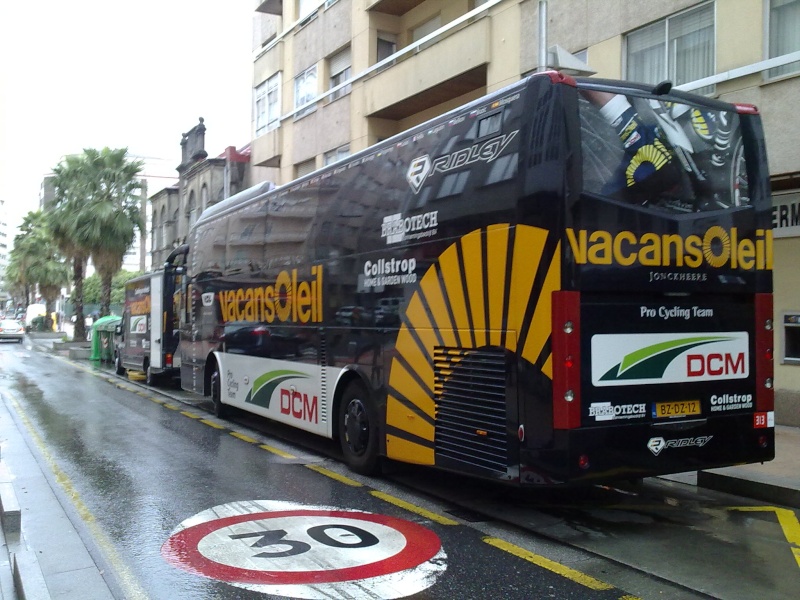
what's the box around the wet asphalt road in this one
[2,340,799,599]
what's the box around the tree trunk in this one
[100,270,112,317]
[73,257,87,341]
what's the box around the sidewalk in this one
[4,333,800,599]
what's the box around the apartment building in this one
[248,0,800,421]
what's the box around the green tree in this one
[7,211,70,326]
[77,270,142,305]
[51,148,144,340]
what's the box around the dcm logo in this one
[591,331,749,387]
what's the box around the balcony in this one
[363,16,489,120]
[252,126,283,168]
[255,0,282,16]
[366,0,425,15]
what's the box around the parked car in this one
[0,319,24,343]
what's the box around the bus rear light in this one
[518,425,525,442]
[166,354,173,367]
[758,435,768,448]
[734,103,759,115]
[578,454,590,470]
[755,294,774,412]
[552,291,581,429]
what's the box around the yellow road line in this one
[230,432,258,444]
[370,490,459,525]
[199,419,226,429]
[305,464,363,487]
[6,391,148,599]
[259,444,297,459]
[730,506,800,568]
[181,411,201,419]
[483,536,614,590]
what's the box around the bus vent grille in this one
[434,346,508,475]
[319,335,327,424]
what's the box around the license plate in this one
[654,400,701,418]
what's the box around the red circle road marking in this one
[162,509,441,585]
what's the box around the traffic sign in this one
[162,500,447,599]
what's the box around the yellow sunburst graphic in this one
[385,224,561,464]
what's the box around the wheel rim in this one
[344,398,369,456]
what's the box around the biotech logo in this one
[648,436,713,456]
[591,332,749,387]
[406,131,518,194]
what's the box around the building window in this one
[769,0,800,79]
[160,207,167,251]
[783,313,800,363]
[255,73,281,136]
[201,185,209,213]
[187,191,197,232]
[298,0,316,20]
[294,65,317,119]
[377,33,397,69]
[412,15,442,51]
[296,159,316,178]
[328,47,352,102]
[625,3,714,92]
[324,145,350,166]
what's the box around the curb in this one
[697,470,800,510]
[12,550,50,600]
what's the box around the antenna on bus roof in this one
[652,80,673,95]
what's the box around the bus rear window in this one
[579,90,748,213]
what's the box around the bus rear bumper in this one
[521,415,775,486]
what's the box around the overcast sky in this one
[0,1,255,230]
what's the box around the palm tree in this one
[8,211,70,328]
[51,154,93,340]
[81,148,144,316]
[51,148,144,339]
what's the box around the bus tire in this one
[115,354,125,376]
[210,365,228,418]
[338,382,380,476]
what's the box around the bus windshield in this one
[579,89,748,213]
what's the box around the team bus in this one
[170,70,774,485]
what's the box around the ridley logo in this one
[647,435,713,456]
[407,155,432,194]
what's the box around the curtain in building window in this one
[255,81,268,136]
[627,21,666,84]
[294,66,317,117]
[626,4,714,92]
[669,4,714,87]
[267,74,280,129]
[769,0,800,78]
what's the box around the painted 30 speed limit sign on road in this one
[161,500,447,599]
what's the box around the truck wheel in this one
[210,365,228,418]
[145,365,157,387]
[338,382,380,475]
[115,354,126,376]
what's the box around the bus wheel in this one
[115,354,125,376]
[338,382,379,475]
[210,365,228,418]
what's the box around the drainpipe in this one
[538,0,548,72]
